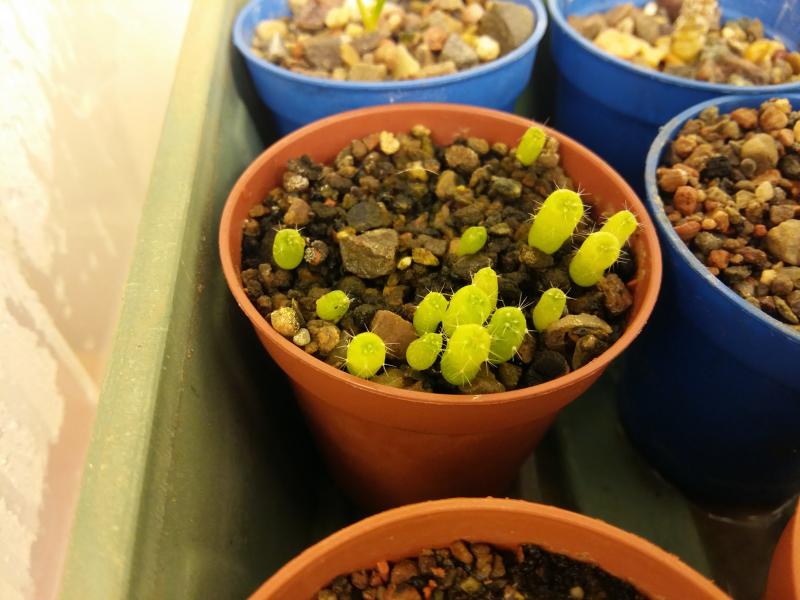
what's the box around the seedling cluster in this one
[268,127,638,387]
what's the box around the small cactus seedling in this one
[516,126,546,166]
[272,228,306,270]
[356,0,386,32]
[528,189,584,254]
[316,290,350,322]
[532,287,567,331]
[346,332,386,379]
[440,324,492,386]
[457,226,488,256]
[487,306,527,363]
[599,209,637,246]
[413,291,449,335]
[442,284,492,336]
[569,231,621,287]
[472,266,498,310]
[406,332,443,371]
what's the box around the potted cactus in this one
[247,498,728,600]
[220,103,662,509]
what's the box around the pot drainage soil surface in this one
[250,0,535,81]
[657,97,800,331]
[317,540,649,600]
[569,0,800,85]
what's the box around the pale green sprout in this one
[527,189,584,254]
[516,126,546,166]
[413,291,449,335]
[487,306,527,363]
[457,226,487,256]
[355,0,386,32]
[406,333,443,371]
[599,209,637,246]
[316,290,350,322]
[442,284,492,336]
[472,266,498,310]
[346,332,386,379]
[569,231,621,287]
[440,324,491,386]
[272,228,306,270]
[532,287,567,331]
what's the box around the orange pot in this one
[248,498,729,600]
[764,499,800,600]
[220,104,662,510]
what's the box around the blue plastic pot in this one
[619,94,800,508]
[549,0,800,194]
[233,0,547,134]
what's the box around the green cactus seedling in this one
[528,189,584,254]
[406,332,443,371]
[569,231,621,287]
[413,291,449,335]
[472,266,498,310]
[272,228,306,270]
[516,126,546,166]
[532,287,567,331]
[346,332,386,379]
[600,209,637,246]
[487,306,527,363]
[315,290,350,322]
[442,284,492,336]
[457,226,488,256]
[440,324,491,386]
[356,0,386,32]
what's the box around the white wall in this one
[0,1,190,597]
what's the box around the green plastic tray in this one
[60,2,791,599]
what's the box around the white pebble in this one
[755,181,774,203]
[475,35,500,61]
[293,328,311,346]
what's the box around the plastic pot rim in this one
[232,0,548,92]
[644,93,800,346]
[547,0,800,97]
[219,102,662,408]
[249,497,729,600]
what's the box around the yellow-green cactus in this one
[487,306,527,363]
[442,284,492,336]
[406,332,443,371]
[440,324,491,386]
[532,287,567,331]
[346,332,386,379]
[315,290,350,322]
[272,228,306,270]
[528,189,584,254]
[600,210,637,246]
[413,291,449,335]
[569,231,621,287]
[457,226,488,256]
[516,126,546,166]
[472,266,499,310]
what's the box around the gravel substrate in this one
[658,97,800,331]
[317,541,649,599]
[569,0,800,85]
[240,125,636,394]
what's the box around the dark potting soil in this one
[316,541,649,600]
[239,126,636,394]
[658,98,800,332]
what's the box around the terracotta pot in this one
[248,498,728,599]
[219,104,662,510]
[764,500,800,600]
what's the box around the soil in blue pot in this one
[250,0,535,81]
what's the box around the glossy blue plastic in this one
[232,0,548,134]
[620,95,800,508]
[549,0,800,194]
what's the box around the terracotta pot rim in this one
[219,103,662,406]
[251,497,726,599]
[788,499,800,592]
